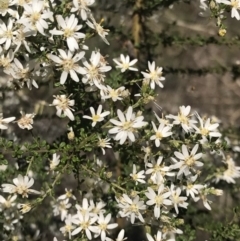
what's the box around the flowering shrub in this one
[0,0,240,241]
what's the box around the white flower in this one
[100,85,125,102]
[81,51,111,88]
[109,106,147,144]
[113,54,138,72]
[183,175,204,199]
[95,213,118,241]
[146,231,172,241]
[0,18,17,50]
[213,156,240,183]
[141,61,165,89]
[18,0,53,35]
[194,113,221,139]
[53,199,72,221]
[1,174,40,198]
[71,211,98,239]
[145,185,172,219]
[130,164,145,184]
[49,153,60,170]
[106,229,127,241]
[0,0,15,16]
[52,95,75,121]
[146,156,175,182]
[166,106,197,133]
[71,0,95,20]
[58,188,76,201]
[0,48,14,74]
[17,111,35,130]
[10,58,39,89]
[50,14,85,52]
[90,199,106,216]
[220,0,240,20]
[0,195,17,211]
[83,105,110,127]
[170,184,188,214]
[0,114,15,129]
[60,214,76,239]
[86,18,109,45]
[116,194,146,224]
[170,144,203,178]
[47,49,85,85]
[18,203,32,214]
[13,27,33,53]
[97,136,112,155]
[76,198,92,216]
[150,121,172,147]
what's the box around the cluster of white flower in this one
[52,194,120,241]
[200,0,240,20]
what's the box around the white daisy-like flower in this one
[105,229,127,241]
[150,121,172,147]
[81,51,111,88]
[141,61,165,89]
[18,0,53,35]
[145,184,172,219]
[97,136,112,155]
[100,85,125,102]
[0,47,14,72]
[1,174,40,198]
[146,231,173,241]
[58,188,76,201]
[0,195,17,211]
[113,54,138,72]
[71,0,95,20]
[83,105,110,127]
[213,156,240,183]
[146,156,174,181]
[52,94,75,121]
[0,114,15,129]
[60,214,76,240]
[183,175,204,199]
[95,213,118,241]
[53,199,72,221]
[220,0,240,20]
[170,184,188,214]
[10,58,39,89]
[90,199,106,217]
[18,203,32,213]
[0,0,16,16]
[166,105,197,133]
[49,153,60,170]
[71,211,98,239]
[17,111,35,130]
[109,106,147,145]
[194,113,221,139]
[47,49,85,85]
[86,17,109,45]
[50,14,85,52]
[170,144,203,177]
[0,18,17,50]
[116,194,146,224]
[130,164,145,184]
[75,198,92,216]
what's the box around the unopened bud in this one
[219,28,226,37]
[68,127,75,140]
[106,172,112,178]
[130,190,138,198]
